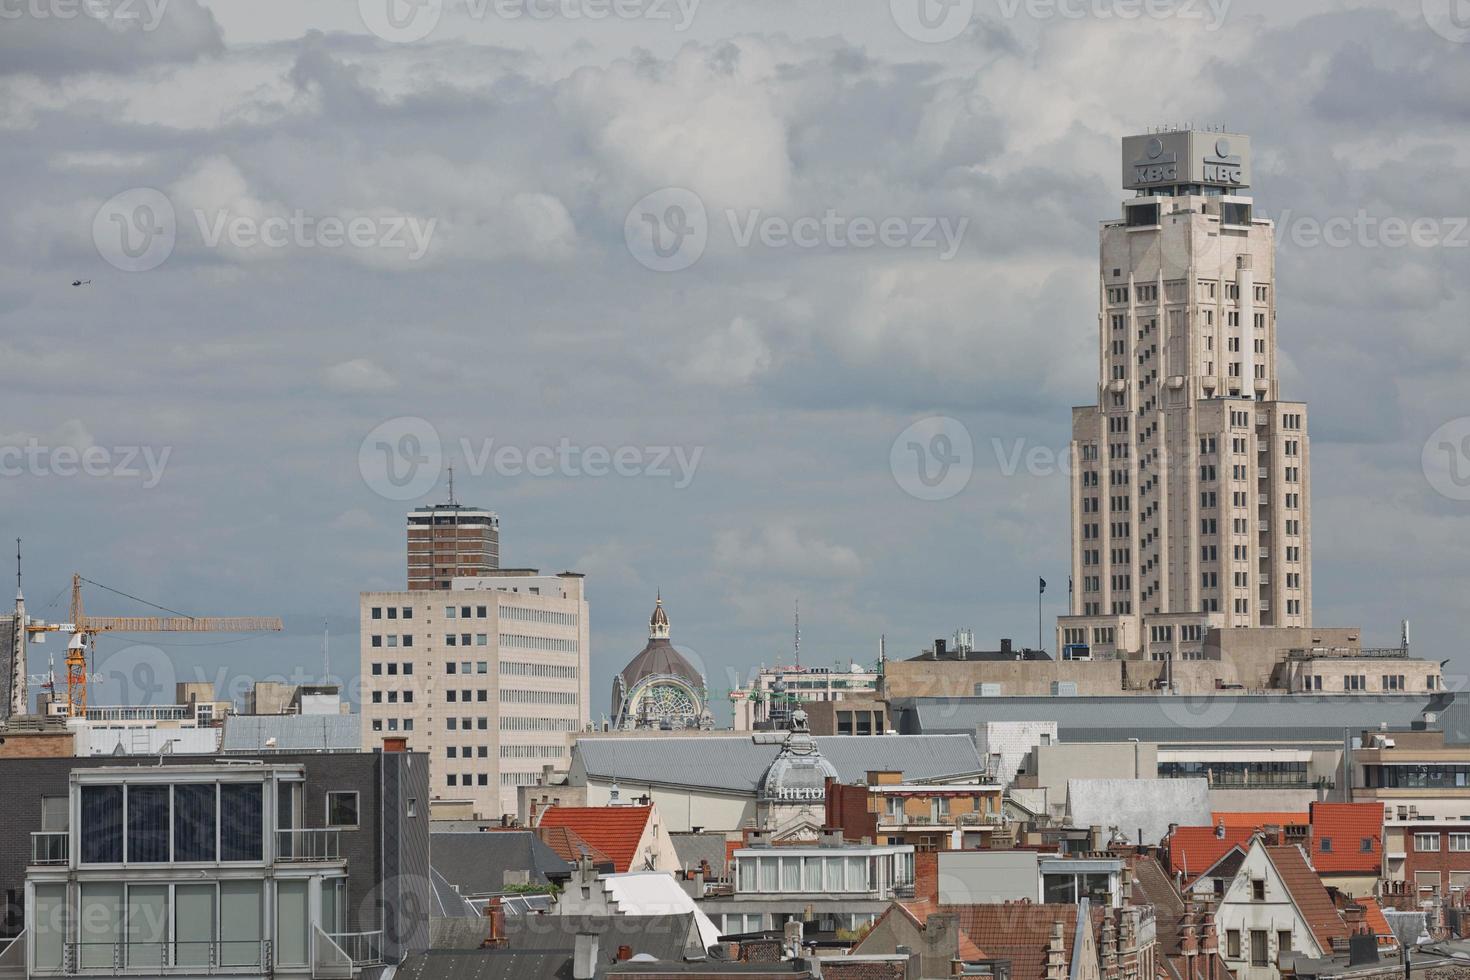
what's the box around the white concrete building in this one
[359,569,589,818]
[1060,130,1312,662]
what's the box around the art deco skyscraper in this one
[1058,131,1312,661]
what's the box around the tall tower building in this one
[406,494,500,590]
[1058,130,1312,663]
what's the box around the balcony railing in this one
[329,931,383,967]
[30,832,67,866]
[275,828,342,862]
[51,940,273,976]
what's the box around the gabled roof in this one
[536,825,615,870]
[1168,826,1254,884]
[1264,844,1348,954]
[890,900,988,962]
[538,806,653,873]
[431,830,573,896]
[1129,856,1185,952]
[950,905,1084,980]
[1308,802,1383,874]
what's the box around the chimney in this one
[784,919,804,959]
[1001,638,1013,655]
[935,638,948,658]
[481,896,507,948]
[1347,933,1379,967]
[1045,920,1068,980]
[1344,905,1367,932]
[573,932,600,980]
[617,945,633,962]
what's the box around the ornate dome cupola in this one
[610,594,713,731]
[758,709,839,805]
[649,593,670,640]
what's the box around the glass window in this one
[220,881,263,968]
[174,783,218,862]
[738,859,756,892]
[220,783,263,861]
[79,882,123,970]
[782,858,801,891]
[127,884,168,968]
[80,785,123,863]
[33,883,66,972]
[327,791,360,828]
[175,887,216,969]
[276,880,309,967]
[803,857,821,891]
[760,857,778,891]
[40,795,68,832]
[127,785,170,863]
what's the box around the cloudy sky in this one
[3,0,1468,715]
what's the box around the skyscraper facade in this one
[1058,131,1312,662]
[406,502,500,590]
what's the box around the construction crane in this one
[25,574,282,718]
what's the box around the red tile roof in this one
[534,825,615,869]
[537,806,653,873]
[1309,802,1383,874]
[1265,845,1348,954]
[950,905,1082,980]
[891,900,988,961]
[1358,897,1398,948]
[1168,826,1254,884]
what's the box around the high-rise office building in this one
[359,570,589,818]
[405,501,500,590]
[1058,131,1312,662]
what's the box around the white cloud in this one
[681,317,772,386]
[323,359,400,394]
[713,523,864,579]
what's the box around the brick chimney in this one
[1344,905,1367,933]
[1045,920,1068,980]
[481,896,507,949]
[1101,908,1120,980]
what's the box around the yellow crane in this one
[26,574,283,717]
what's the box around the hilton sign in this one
[1123,131,1251,192]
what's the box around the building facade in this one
[359,570,589,818]
[405,502,500,590]
[730,661,880,731]
[0,748,429,978]
[1060,130,1312,662]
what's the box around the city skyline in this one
[4,0,1469,718]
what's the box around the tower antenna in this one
[322,618,331,683]
[15,537,21,601]
[793,599,800,669]
[446,465,456,506]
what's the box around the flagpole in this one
[1038,578,1044,655]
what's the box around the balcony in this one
[275,829,342,863]
[54,940,274,976]
[31,831,68,866]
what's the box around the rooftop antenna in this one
[446,464,457,506]
[793,599,800,669]
[321,619,330,684]
[15,537,22,601]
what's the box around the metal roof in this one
[895,693,1465,745]
[573,734,984,792]
[220,713,361,752]
[431,830,572,896]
